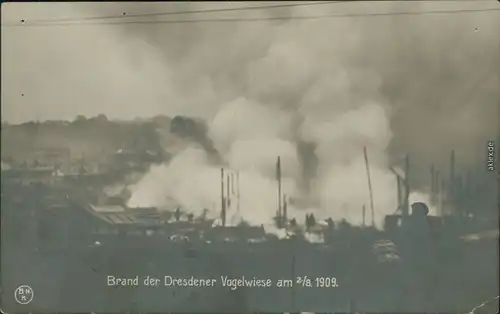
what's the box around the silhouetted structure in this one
[174,208,181,222]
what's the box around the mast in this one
[363,147,375,226]
[430,164,436,202]
[236,171,240,213]
[440,179,446,216]
[403,154,410,216]
[276,156,282,220]
[449,150,455,215]
[362,204,366,227]
[227,174,231,208]
[283,194,288,222]
[231,172,235,195]
[221,168,226,227]
[396,176,402,209]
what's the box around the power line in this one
[8,1,344,24]
[3,7,499,27]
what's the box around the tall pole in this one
[363,147,375,226]
[430,164,435,193]
[221,168,226,227]
[283,194,288,222]
[449,150,455,215]
[403,154,410,216]
[435,170,440,197]
[456,174,463,217]
[362,204,366,227]
[277,156,282,220]
[236,171,240,213]
[396,176,402,209]
[227,174,231,208]
[430,164,436,204]
[440,179,446,216]
[231,173,235,195]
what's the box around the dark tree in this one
[74,114,86,123]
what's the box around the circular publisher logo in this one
[14,285,34,305]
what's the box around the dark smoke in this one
[2,2,499,225]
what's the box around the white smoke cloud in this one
[126,12,404,230]
[4,2,496,230]
[128,147,220,215]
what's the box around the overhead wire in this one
[3,7,499,27]
[20,1,444,25]
[4,1,345,25]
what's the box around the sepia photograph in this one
[1,1,499,313]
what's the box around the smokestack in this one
[276,156,282,219]
[403,154,410,216]
[227,174,231,208]
[363,147,375,226]
[221,168,226,227]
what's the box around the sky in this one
[1,1,498,123]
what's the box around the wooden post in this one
[456,174,463,217]
[276,156,282,220]
[362,204,366,227]
[231,172,235,195]
[440,179,446,216]
[363,147,375,226]
[236,171,240,213]
[221,168,226,227]
[431,164,438,204]
[435,170,440,197]
[449,150,455,215]
[227,174,231,208]
[403,154,410,216]
[283,194,288,222]
[396,176,402,209]
[431,164,436,194]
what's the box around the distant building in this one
[32,147,71,167]
[82,204,164,235]
[2,167,62,185]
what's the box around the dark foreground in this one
[2,232,498,314]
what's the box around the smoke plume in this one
[3,2,498,227]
